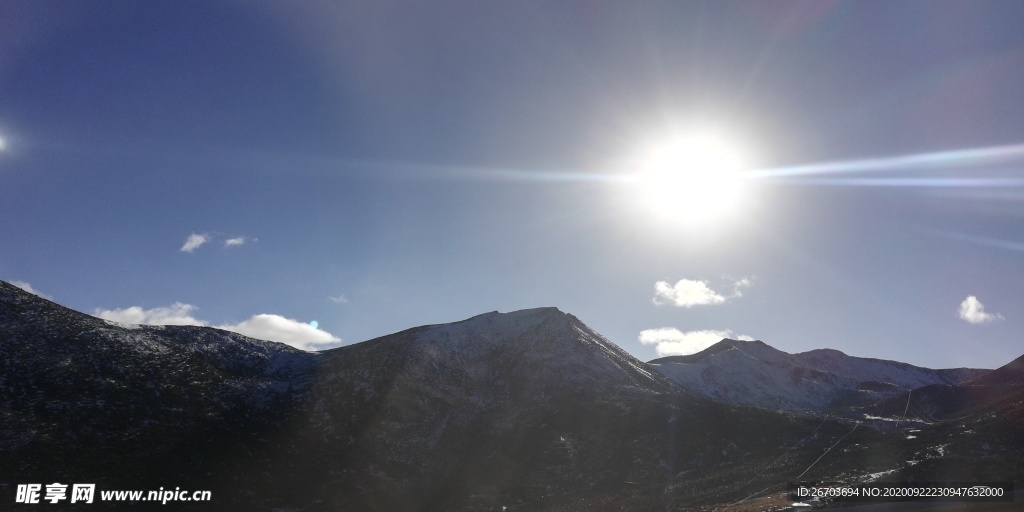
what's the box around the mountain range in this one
[2,280,1022,511]
[648,338,988,411]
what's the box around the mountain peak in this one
[719,338,772,350]
[345,305,674,397]
[796,347,850,358]
[440,307,574,337]
[461,306,566,322]
[647,337,777,366]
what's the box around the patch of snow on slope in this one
[863,414,901,422]
[103,319,142,330]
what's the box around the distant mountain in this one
[648,339,989,411]
[2,280,1021,510]
[646,337,1024,486]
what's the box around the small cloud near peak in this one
[639,327,754,357]
[94,301,342,351]
[218,314,341,351]
[95,302,207,326]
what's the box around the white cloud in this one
[217,314,341,351]
[95,302,208,326]
[639,327,753,357]
[958,295,1003,324]
[223,236,256,247]
[653,280,725,307]
[653,277,751,307]
[94,301,342,351]
[329,294,349,304]
[180,233,210,253]
[732,278,753,296]
[10,280,53,300]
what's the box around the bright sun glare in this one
[634,133,748,225]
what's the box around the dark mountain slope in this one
[841,352,1024,488]
[970,352,1024,386]
[0,281,318,498]
[289,308,840,511]
[856,351,1024,425]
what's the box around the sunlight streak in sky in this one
[762,177,1024,187]
[30,135,1024,193]
[392,143,1024,190]
[925,229,1024,255]
[748,143,1024,179]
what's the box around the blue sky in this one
[2,1,1023,368]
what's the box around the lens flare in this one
[631,133,749,224]
[750,143,1024,181]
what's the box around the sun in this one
[633,132,748,224]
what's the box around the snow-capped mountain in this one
[2,280,1022,510]
[647,338,988,411]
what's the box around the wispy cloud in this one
[958,295,1003,324]
[10,280,53,300]
[94,301,342,351]
[180,233,210,253]
[732,278,752,297]
[95,303,208,326]
[652,277,751,307]
[224,236,257,247]
[639,327,754,357]
[218,314,341,351]
[328,294,349,304]
[181,233,256,251]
